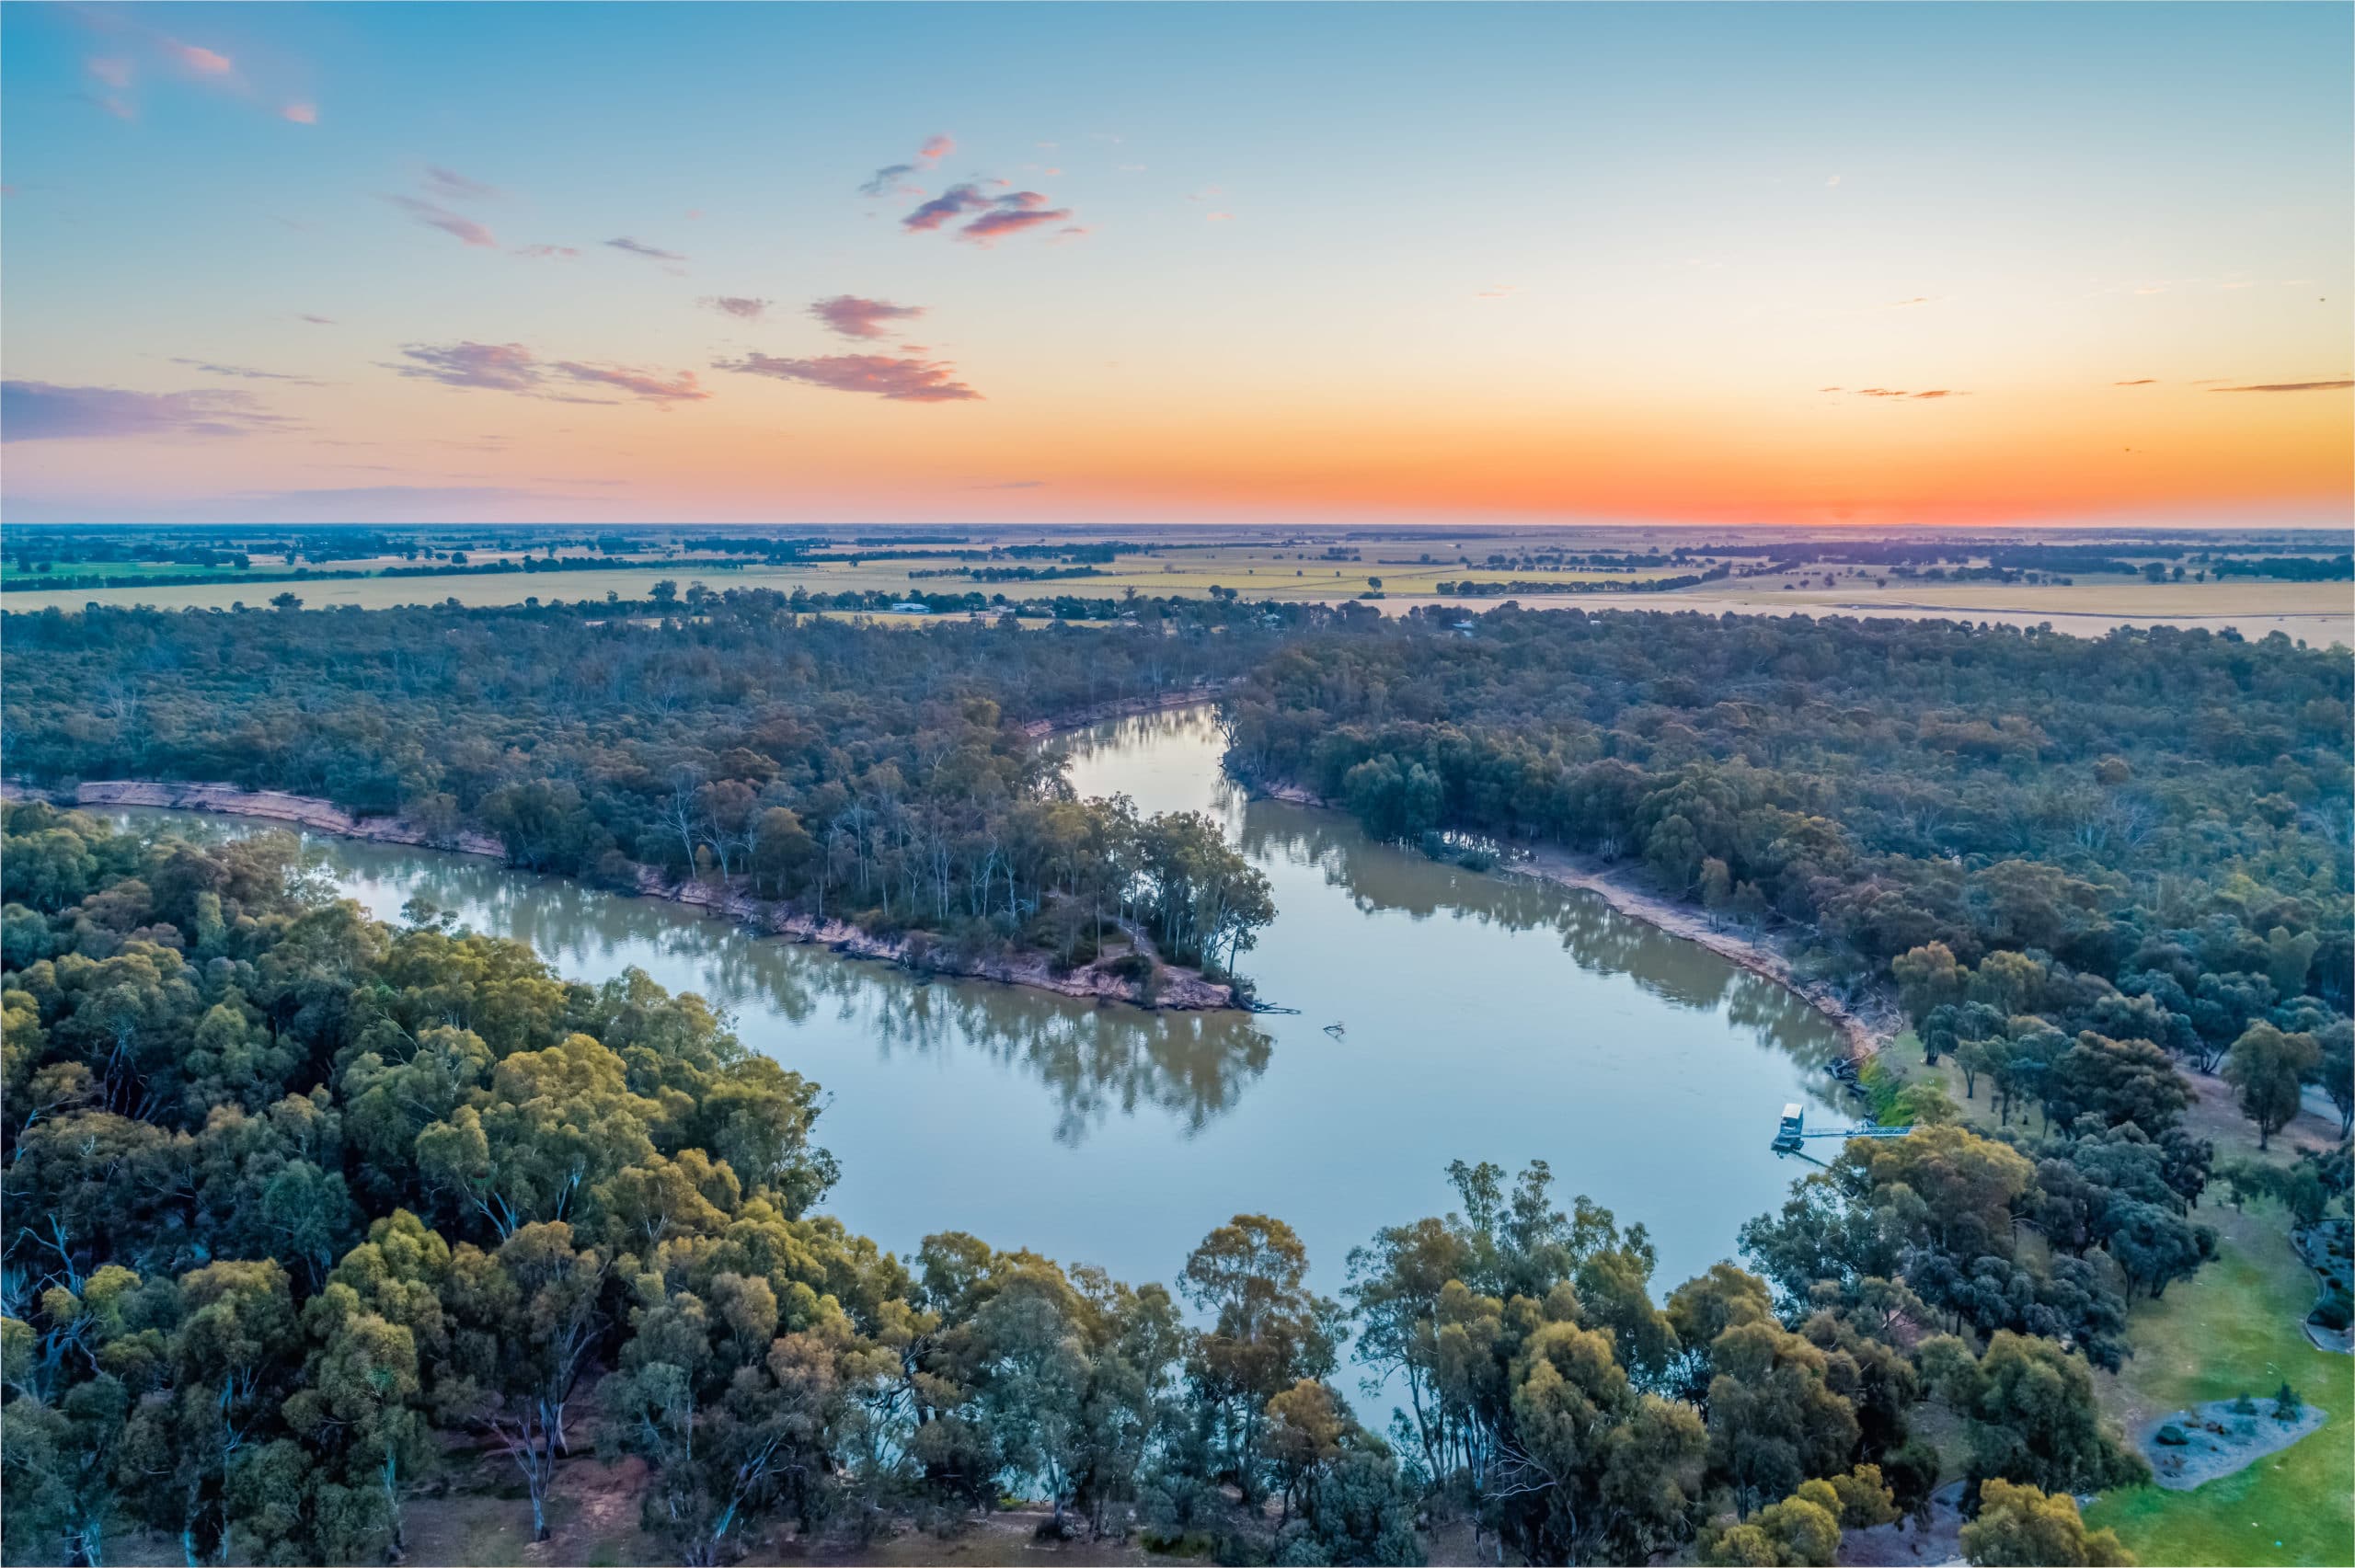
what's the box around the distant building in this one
[890,601,931,614]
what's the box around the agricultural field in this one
[7,527,2348,645]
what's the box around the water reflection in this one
[103,708,1851,1300]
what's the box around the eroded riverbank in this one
[1246,777,1900,1058]
[0,776,1237,1011]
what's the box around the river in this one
[104,705,1851,1322]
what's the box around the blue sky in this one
[5,3,2349,525]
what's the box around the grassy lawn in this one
[1876,1036,2352,1563]
[2082,1202,2351,1566]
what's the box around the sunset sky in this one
[3,2,2349,529]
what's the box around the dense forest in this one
[1223,604,2354,1149]
[0,594,1308,984]
[2,596,2349,1565]
[3,808,2230,1567]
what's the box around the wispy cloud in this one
[605,235,687,263]
[386,194,499,248]
[2210,379,2352,393]
[1476,285,1518,300]
[718,351,981,402]
[809,294,925,338]
[514,243,580,259]
[701,295,772,321]
[163,40,235,77]
[424,165,501,200]
[296,314,335,326]
[1884,296,1933,309]
[859,164,921,198]
[281,102,317,125]
[391,341,544,393]
[1847,387,1967,399]
[2,380,292,441]
[858,133,957,197]
[2113,378,2157,386]
[167,358,325,386]
[548,361,710,404]
[390,341,709,406]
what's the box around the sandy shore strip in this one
[1246,778,1901,1059]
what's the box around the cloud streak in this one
[605,235,687,263]
[858,133,958,197]
[718,351,981,402]
[424,165,501,200]
[809,294,925,338]
[548,361,710,404]
[389,342,709,406]
[167,358,325,386]
[2,380,291,441]
[701,295,772,321]
[386,194,498,248]
[2209,380,2352,393]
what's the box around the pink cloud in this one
[917,133,955,164]
[392,341,542,393]
[959,196,1074,244]
[718,351,981,402]
[164,40,234,76]
[902,182,995,232]
[281,101,317,124]
[387,195,499,248]
[809,294,925,338]
[902,182,1079,245]
[3,381,292,441]
[550,361,710,405]
[86,56,132,89]
[390,341,709,406]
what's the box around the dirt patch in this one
[1837,1482,1967,1566]
[2141,1397,2330,1491]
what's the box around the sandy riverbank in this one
[1018,682,1228,739]
[3,776,1237,1012]
[1243,777,1901,1059]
